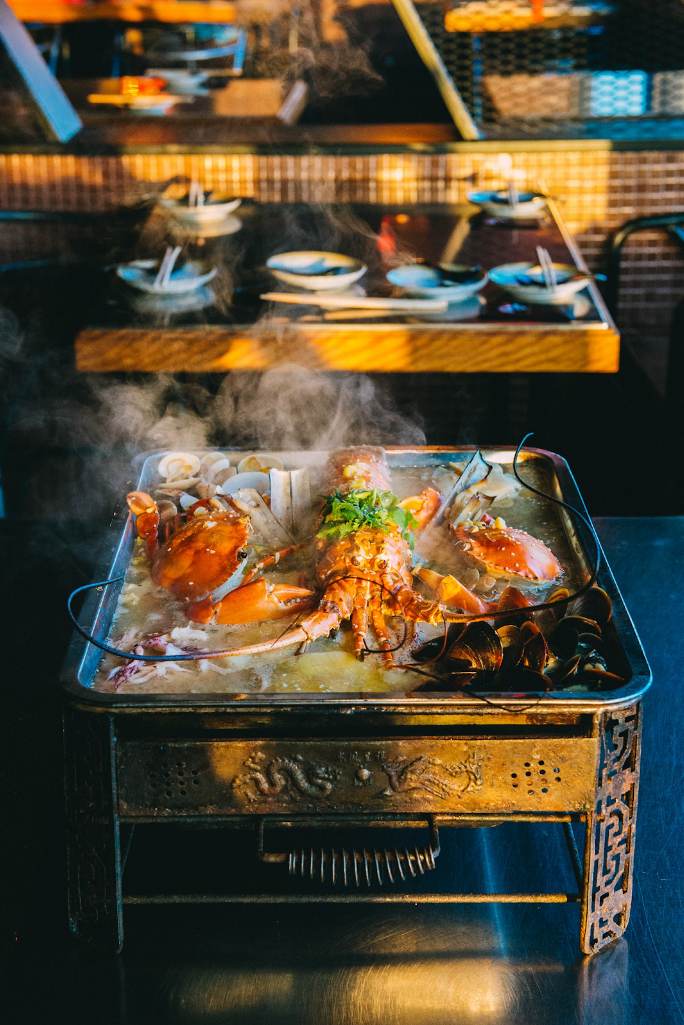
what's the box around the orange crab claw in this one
[399,488,442,530]
[207,578,315,626]
[452,523,562,582]
[415,566,494,615]
[126,491,160,558]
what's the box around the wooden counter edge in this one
[75,323,620,374]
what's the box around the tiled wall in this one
[1,148,682,378]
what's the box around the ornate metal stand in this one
[64,699,641,955]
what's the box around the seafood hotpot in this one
[60,446,650,953]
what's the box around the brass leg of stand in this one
[64,708,123,952]
[580,703,641,955]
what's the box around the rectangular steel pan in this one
[60,446,651,712]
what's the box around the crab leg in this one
[240,545,300,587]
[415,566,495,615]
[209,581,491,659]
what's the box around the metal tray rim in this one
[59,445,652,713]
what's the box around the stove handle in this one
[256,815,441,887]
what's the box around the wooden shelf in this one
[10,1,237,24]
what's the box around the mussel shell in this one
[571,586,613,626]
[577,632,606,656]
[446,621,503,672]
[522,630,548,672]
[546,652,581,684]
[495,667,550,692]
[413,623,466,663]
[548,616,599,658]
[497,625,523,671]
[582,667,624,689]
[414,671,477,692]
[562,615,601,636]
[580,653,608,671]
[547,587,571,620]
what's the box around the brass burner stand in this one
[64,698,641,954]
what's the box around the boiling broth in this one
[92,450,585,695]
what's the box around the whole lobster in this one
[213,446,482,665]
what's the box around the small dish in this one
[117,256,218,294]
[87,93,183,114]
[489,261,590,305]
[266,251,367,292]
[146,69,209,95]
[387,263,487,301]
[161,192,242,227]
[468,190,547,220]
[171,215,243,240]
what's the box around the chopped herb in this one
[317,488,417,548]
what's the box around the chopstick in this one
[324,308,410,320]
[260,292,449,311]
[154,245,181,290]
[188,180,205,207]
[536,246,557,292]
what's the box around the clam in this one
[156,499,177,524]
[434,449,491,525]
[450,493,493,525]
[237,453,284,474]
[200,455,231,482]
[158,452,201,480]
[218,471,270,496]
[157,477,200,496]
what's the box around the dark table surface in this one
[1,515,682,1025]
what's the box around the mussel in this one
[445,621,503,673]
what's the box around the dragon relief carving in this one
[380,752,484,799]
[232,751,342,802]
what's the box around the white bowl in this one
[489,261,590,305]
[117,258,218,294]
[171,215,243,239]
[468,190,547,220]
[161,194,242,226]
[387,263,487,301]
[266,251,367,291]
